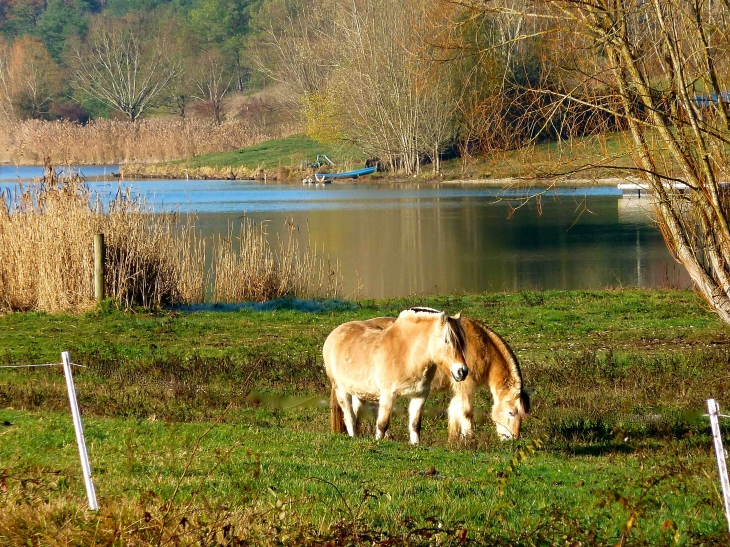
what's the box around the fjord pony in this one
[324,308,468,444]
[364,316,530,440]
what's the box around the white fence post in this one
[62,351,99,511]
[707,398,730,533]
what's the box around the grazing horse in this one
[363,316,530,441]
[324,307,469,444]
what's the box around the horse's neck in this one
[484,328,520,396]
[487,354,512,397]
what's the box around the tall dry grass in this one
[0,176,342,313]
[0,178,205,312]
[0,118,283,165]
[211,218,343,302]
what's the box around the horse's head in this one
[492,388,531,440]
[430,310,469,382]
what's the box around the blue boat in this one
[314,166,376,182]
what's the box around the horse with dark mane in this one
[363,316,530,440]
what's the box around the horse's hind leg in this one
[351,395,363,435]
[375,393,394,440]
[335,389,358,437]
[408,396,427,444]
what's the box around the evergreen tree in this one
[2,0,45,39]
[36,0,98,61]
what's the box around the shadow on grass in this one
[567,442,635,456]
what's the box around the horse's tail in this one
[330,386,346,433]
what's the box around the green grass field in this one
[173,135,368,171]
[156,131,639,182]
[1,290,730,545]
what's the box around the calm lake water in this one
[1,172,690,298]
[0,164,119,181]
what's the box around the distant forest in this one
[0,0,265,120]
[1,0,722,175]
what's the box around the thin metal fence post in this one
[708,398,730,533]
[62,351,99,511]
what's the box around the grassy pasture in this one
[1,289,730,545]
[125,131,639,182]
[169,135,367,171]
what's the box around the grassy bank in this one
[1,290,730,544]
[122,132,638,183]
[122,135,368,181]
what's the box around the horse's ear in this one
[520,387,533,415]
[453,311,462,321]
[440,311,448,324]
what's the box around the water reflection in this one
[191,188,688,298]
[0,177,690,298]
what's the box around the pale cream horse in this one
[324,307,469,444]
[364,316,530,440]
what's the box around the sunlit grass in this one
[1,290,729,544]
[174,134,367,171]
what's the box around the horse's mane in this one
[446,316,467,357]
[482,324,531,414]
[483,325,523,392]
[407,307,441,314]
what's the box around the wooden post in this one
[94,234,105,302]
[708,399,730,533]
[62,351,99,511]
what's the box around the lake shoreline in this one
[116,158,639,187]
[119,163,634,188]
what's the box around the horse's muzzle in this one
[451,365,469,382]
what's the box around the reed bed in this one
[0,179,205,312]
[0,118,282,165]
[211,219,343,302]
[0,178,342,313]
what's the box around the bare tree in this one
[0,36,60,120]
[251,0,337,105]
[327,0,461,174]
[191,48,233,125]
[251,0,461,169]
[463,0,730,323]
[0,38,14,121]
[72,15,183,121]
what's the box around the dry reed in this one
[0,177,205,312]
[211,218,343,302]
[0,175,342,313]
[0,118,285,165]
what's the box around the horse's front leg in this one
[375,392,394,440]
[351,395,363,435]
[448,392,474,441]
[408,396,428,444]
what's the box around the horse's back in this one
[324,319,383,351]
[362,317,394,330]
